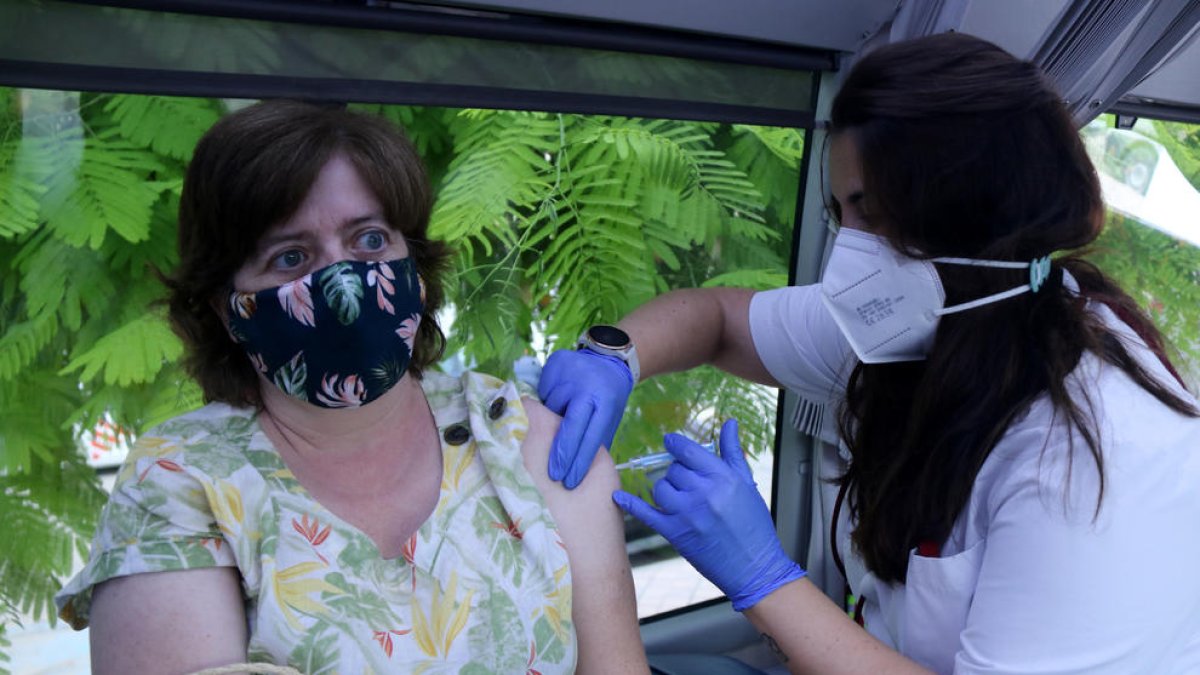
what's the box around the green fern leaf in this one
[732,125,805,165]
[349,104,453,160]
[0,373,79,473]
[41,136,165,248]
[15,230,118,330]
[724,126,804,227]
[104,95,222,162]
[59,312,182,386]
[102,185,182,277]
[0,139,50,239]
[60,364,198,438]
[431,112,560,248]
[0,450,104,623]
[0,314,58,382]
[700,269,788,291]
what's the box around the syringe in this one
[615,441,716,472]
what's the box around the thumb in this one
[613,490,671,535]
[718,418,754,484]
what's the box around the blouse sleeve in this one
[748,284,856,411]
[55,438,237,629]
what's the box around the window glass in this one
[0,88,805,667]
[1082,115,1200,385]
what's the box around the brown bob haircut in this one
[165,100,451,408]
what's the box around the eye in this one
[271,249,306,270]
[356,229,389,252]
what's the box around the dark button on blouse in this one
[443,423,470,446]
[488,397,507,420]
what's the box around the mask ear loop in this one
[931,255,1053,316]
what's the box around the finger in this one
[718,418,755,483]
[664,462,703,491]
[589,396,625,452]
[550,399,594,483]
[537,350,570,402]
[564,403,623,489]
[559,417,600,485]
[651,479,688,514]
[540,381,572,416]
[613,490,671,534]
[663,433,725,474]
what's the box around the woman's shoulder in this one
[115,402,261,485]
[423,369,534,426]
[973,340,1200,531]
[443,368,619,510]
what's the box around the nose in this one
[309,238,355,271]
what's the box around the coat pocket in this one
[901,540,986,675]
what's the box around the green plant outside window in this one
[0,89,804,644]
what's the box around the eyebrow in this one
[254,214,386,252]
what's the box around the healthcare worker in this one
[538,32,1200,673]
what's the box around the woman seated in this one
[56,100,648,674]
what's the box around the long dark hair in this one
[831,33,1197,583]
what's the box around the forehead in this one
[267,155,385,234]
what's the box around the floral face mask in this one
[227,257,426,408]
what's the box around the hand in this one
[612,419,806,611]
[538,348,634,489]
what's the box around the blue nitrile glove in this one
[538,347,634,489]
[612,419,806,611]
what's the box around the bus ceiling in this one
[0,0,1197,124]
[436,0,1200,125]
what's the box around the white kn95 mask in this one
[820,228,1053,364]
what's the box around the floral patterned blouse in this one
[56,371,577,674]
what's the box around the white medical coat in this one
[749,283,1200,674]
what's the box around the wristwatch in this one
[577,325,640,383]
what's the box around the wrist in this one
[577,348,635,387]
[577,324,640,383]
[729,552,806,612]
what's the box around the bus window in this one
[0,86,807,667]
[1083,114,1200,385]
[1,4,827,665]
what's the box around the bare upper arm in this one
[521,396,649,674]
[711,287,783,387]
[89,567,248,675]
[621,286,782,388]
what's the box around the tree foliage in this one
[0,89,803,637]
[1085,117,1200,386]
[1089,212,1200,384]
[1150,119,1200,188]
[0,89,212,649]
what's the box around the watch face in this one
[588,324,630,349]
